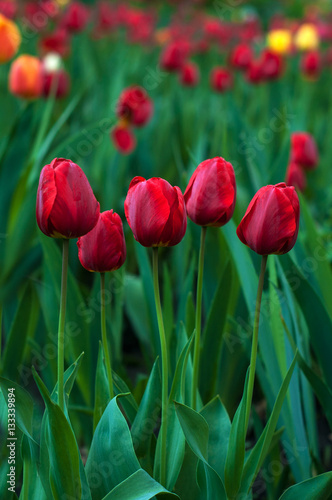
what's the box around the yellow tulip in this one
[267,29,292,54]
[294,24,320,51]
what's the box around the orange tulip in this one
[9,55,43,99]
[0,13,21,64]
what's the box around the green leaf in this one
[32,368,82,500]
[224,369,249,499]
[239,353,298,495]
[113,371,138,425]
[131,358,161,459]
[51,351,85,407]
[102,469,179,500]
[85,395,140,500]
[279,472,332,500]
[93,343,110,431]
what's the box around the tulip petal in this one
[36,164,57,237]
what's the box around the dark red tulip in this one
[246,60,263,84]
[61,1,89,33]
[230,44,253,70]
[43,69,70,98]
[260,49,284,80]
[36,158,100,239]
[291,132,318,170]
[301,50,322,79]
[111,123,136,154]
[0,1,17,19]
[184,157,236,227]
[40,29,70,57]
[77,210,126,273]
[124,176,187,247]
[210,67,233,92]
[117,86,153,127]
[159,39,190,72]
[285,162,306,192]
[236,183,300,255]
[180,61,200,86]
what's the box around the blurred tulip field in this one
[2,0,332,499]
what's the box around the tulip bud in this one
[116,86,153,127]
[266,29,292,54]
[301,50,322,80]
[124,176,187,247]
[179,61,200,87]
[159,39,190,72]
[291,132,318,170]
[294,23,320,51]
[229,44,253,70]
[259,49,284,80]
[36,157,100,239]
[184,157,236,227]
[0,13,21,64]
[9,55,43,99]
[110,122,136,154]
[61,1,89,33]
[236,183,300,255]
[40,29,70,58]
[77,210,126,273]
[210,67,233,92]
[285,162,307,192]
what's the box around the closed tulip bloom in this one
[117,86,153,127]
[291,132,318,170]
[111,122,136,154]
[301,50,322,79]
[62,1,89,32]
[236,183,300,255]
[77,210,126,272]
[259,49,284,80]
[124,176,187,247]
[184,157,236,227]
[9,55,43,99]
[160,39,190,71]
[0,13,21,63]
[285,162,306,192]
[230,43,253,70]
[210,67,233,92]
[180,60,200,86]
[36,158,100,239]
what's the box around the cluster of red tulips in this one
[285,132,319,192]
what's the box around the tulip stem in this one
[245,254,268,433]
[192,226,207,410]
[57,239,69,411]
[100,272,114,400]
[152,247,168,487]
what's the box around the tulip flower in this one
[236,183,300,256]
[184,157,236,227]
[184,157,236,409]
[36,157,99,412]
[36,157,100,239]
[210,67,233,92]
[116,86,153,127]
[77,210,126,273]
[285,162,307,192]
[246,60,263,84]
[9,55,43,99]
[0,1,17,19]
[159,39,190,71]
[267,29,292,54]
[236,182,300,434]
[40,29,71,58]
[42,52,70,98]
[259,49,284,80]
[78,210,126,400]
[229,43,253,70]
[124,176,187,248]
[0,13,21,64]
[291,132,318,170]
[180,60,200,87]
[110,122,136,154]
[301,50,322,80]
[61,1,89,33]
[294,23,320,51]
[125,175,187,485]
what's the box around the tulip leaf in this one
[279,472,332,500]
[85,395,141,500]
[113,370,138,425]
[101,469,179,499]
[93,342,111,431]
[131,358,161,460]
[224,368,249,499]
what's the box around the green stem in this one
[100,272,114,400]
[192,226,207,410]
[152,247,168,487]
[57,239,69,411]
[245,254,268,433]
[0,303,2,368]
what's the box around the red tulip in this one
[77,210,126,272]
[236,183,300,255]
[184,157,236,227]
[259,49,284,80]
[111,122,136,154]
[42,53,70,98]
[285,162,307,192]
[117,86,153,127]
[40,29,70,57]
[159,39,190,72]
[179,60,200,86]
[246,60,263,84]
[230,44,253,70]
[291,132,318,170]
[9,55,43,99]
[36,158,100,239]
[210,67,233,92]
[301,50,322,79]
[0,1,17,19]
[124,176,187,247]
[61,1,89,33]
[0,13,21,63]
